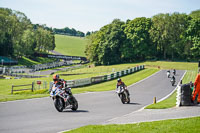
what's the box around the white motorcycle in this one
[116,86,130,104]
[50,84,78,112]
[167,71,170,78]
[170,77,176,86]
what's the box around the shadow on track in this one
[127,102,141,105]
[62,110,89,113]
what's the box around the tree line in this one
[85,10,200,65]
[53,27,85,37]
[0,8,55,58]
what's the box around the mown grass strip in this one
[145,90,177,109]
[72,68,158,94]
[55,34,87,57]
[66,117,200,133]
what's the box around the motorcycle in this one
[50,84,78,112]
[170,78,176,86]
[173,70,176,75]
[116,86,130,104]
[167,71,170,78]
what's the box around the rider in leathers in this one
[51,74,72,96]
[116,78,130,97]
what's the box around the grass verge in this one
[17,56,57,66]
[66,117,200,133]
[72,68,158,94]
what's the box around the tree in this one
[20,29,35,57]
[150,13,190,60]
[124,17,153,60]
[186,18,200,58]
[85,19,126,65]
[189,9,200,19]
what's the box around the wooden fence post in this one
[11,84,13,94]
[32,82,34,92]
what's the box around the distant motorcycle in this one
[116,86,130,104]
[167,71,170,78]
[50,84,78,112]
[170,77,176,86]
[173,69,176,75]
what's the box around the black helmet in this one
[117,78,121,82]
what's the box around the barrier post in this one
[153,97,156,104]
[32,82,34,92]
[11,84,13,94]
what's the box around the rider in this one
[173,69,176,75]
[52,74,72,96]
[116,78,130,97]
[167,70,170,78]
[171,75,176,81]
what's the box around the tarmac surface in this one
[104,105,200,125]
[0,70,194,133]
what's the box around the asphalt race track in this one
[0,70,185,133]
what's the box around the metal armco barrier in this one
[66,65,145,88]
[91,76,104,84]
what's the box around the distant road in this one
[30,64,82,75]
[0,70,185,133]
[51,50,62,55]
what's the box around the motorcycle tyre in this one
[171,82,175,86]
[127,97,130,104]
[71,97,78,111]
[120,94,126,104]
[54,97,64,112]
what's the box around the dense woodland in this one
[85,10,200,65]
[0,8,56,58]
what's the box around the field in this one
[66,117,200,133]
[55,34,87,57]
[17,56,57,66]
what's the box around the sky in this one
[0,0,200,33]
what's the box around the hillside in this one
[55,34,87,57]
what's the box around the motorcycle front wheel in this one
[71,97,78,111]
[120,94,126,104]
[54,97,64,112]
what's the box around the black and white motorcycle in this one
[50,84,78,112]
[170,76,176,86]
[116,86,130,104]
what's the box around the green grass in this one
[17,56,39,66]
[0,68,157,102]
[55,63,143,80]
[1,63,144,102]
[55,34,87,56]
[145,90,177,109]
[71,68,158,94]
[66,117,200,133]
[0,77,51,102]
[17,56,57,66]
[137,61,197,70]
